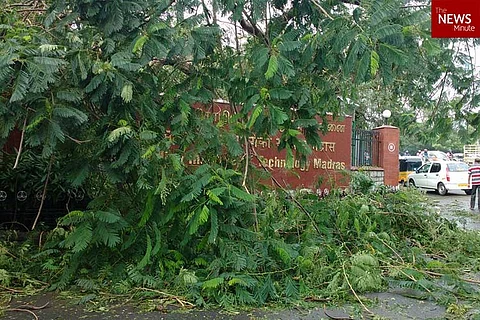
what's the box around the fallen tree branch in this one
[0,285,24,293]
[382,263,432,293]
[13,115,28,169]
[5,308,38,320]
[242,136,259,232]
[342,261,373,316]
[249,143,321,234]
[31,156,53,230]
[135,287,195,307]
[0,221,30,232]
[242,136,249,188]
[310,0,334,20]
[65,134,92,144]
[13,8,47,12]
[14,302,50,310]
[423,270,480,285]
[374,234,404,264]
[239,10,269,45]
[6,302,49,320]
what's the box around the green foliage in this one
[350,171,375,194]
[348,252,383,293]
[1,0,480,313]
[58,209,127,252]
[0,232,50,293]
[5,186,480,311]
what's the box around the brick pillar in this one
[373,126,400,187]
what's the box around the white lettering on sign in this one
[438,13,472,24]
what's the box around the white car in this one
[428,150,450,161]
[407,161,471,195]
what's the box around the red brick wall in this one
[2,129,21,154]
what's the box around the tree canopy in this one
[2,0,479,156]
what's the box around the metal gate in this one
[351,129,379,167]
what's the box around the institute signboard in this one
[194,102,352,195]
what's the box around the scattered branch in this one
[13,114,28,169]
[0,246,18,259]
[135,287,194,308]
[5,308,38,320]
[31,156,54,230]
[249,142,321,234]
[374,234,404,264]
[6,302,49,320]
[383,263,432,293]
[65,134,92,144]
[14,8,46,12]
[341,262,373,316]
[239,10,269,45]
[13,302,50,310]
[310,0,334,21]
[0,221,30,232]
[0,285,24,293]
[247,266,295,276]
[422,270,480,285]
[242,136,259,231]
[242,136,249,188]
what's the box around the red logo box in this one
[431,0,480,38]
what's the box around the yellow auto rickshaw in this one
[399,156,423,186]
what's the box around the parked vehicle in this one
[427,150,450,161]
[399,156,423,185]
[453,153,464,161]
[407,160,471,195]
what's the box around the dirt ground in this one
[2,190,478,320]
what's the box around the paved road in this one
[2,291,447,320]
[424,189,480,230]
[426,189,470,208]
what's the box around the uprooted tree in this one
[1,0,480,309]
